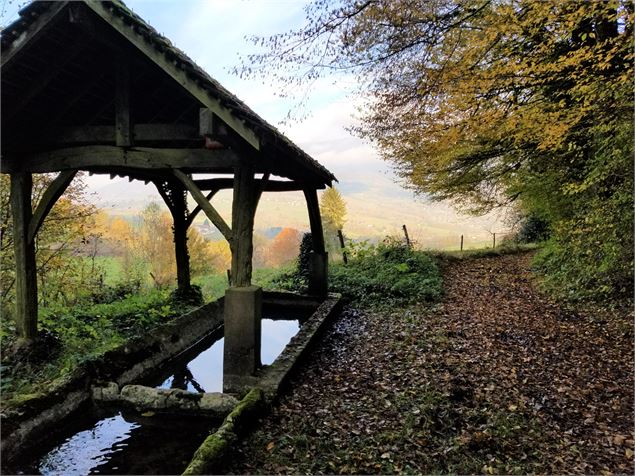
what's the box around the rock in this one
[119,385,238,418]
[91,382,120,402]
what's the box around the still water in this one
[158,318,300,393]
[9,307,312,475]
[13,409,213,475]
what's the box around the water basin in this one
[156,314,303,393]
[8,407,214,475]
[6,302,317,475]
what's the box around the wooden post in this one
[230,161,257,287]
[493,233,496,249]
[304,188,328,296]
[10,173,38,342]
[402,224,411,248]
[460,234,464,251]
[172,191,191,291]
[223,160,262,392]
[303,189,325,254]
[337,229,348,264]
[154,181,191,292]
[115,54,131,147]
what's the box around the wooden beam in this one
[115,54,132,147]
[173,170,232,243]
[4,146,239,173]
[1,2,68,69]
[10,173,38,341]
[255,172,271,204]
[84,2,260,151]
[48,124,200,145]
[304,188,326,254]
[28,170,77,243]
[199,108,214,136]
[194,177,324,192]
[186,189,219,227]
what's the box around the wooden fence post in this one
[493,233,496,249]
[402,224,411,248]
[460,234,464,251]
[337,229,348,264]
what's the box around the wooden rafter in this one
[5,41,87,121]
[84,1,260,151]
[1,2,68,68]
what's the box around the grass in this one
[0,288,191,407]
[193,267,295,301]
[430,242,540,261]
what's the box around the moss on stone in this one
[182,388,264,475]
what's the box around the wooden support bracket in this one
[186,189,219,227]
[173,170,232,242]
[28,170,77,243]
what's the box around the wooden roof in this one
[1,0,336,186]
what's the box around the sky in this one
[1,0,510,246]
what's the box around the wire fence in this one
[332,224,517,258]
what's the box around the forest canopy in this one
[241,0,634,300]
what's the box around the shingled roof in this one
[1,0,336,185]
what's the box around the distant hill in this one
[87,172,508,250]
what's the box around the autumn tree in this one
[242,0,633,300]
[320,187,347,259]
[0,173,99,314]
[267,228,302,267]
[207,240,232,274]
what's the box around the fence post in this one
[460,234,464,251]
[402,224,411,248]
[337,229,348,264]
[493,233,496,249]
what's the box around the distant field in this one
[81,256,124,285]
[87,254,288,301]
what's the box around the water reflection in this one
[261,318,299,365]
[39,413,138,476]
[159,318,301,393]
[25,410,212,475]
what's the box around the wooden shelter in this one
[1,0,335,389]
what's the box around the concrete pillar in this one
[223,285,262,392]
[308,251,328,297]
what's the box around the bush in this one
[515,214,550,243]
[90,280,142,304]
[329,238,443,306]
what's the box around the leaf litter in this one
[224,253,633,475]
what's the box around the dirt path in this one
[225,253,634,474]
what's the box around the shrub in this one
[329,238,443,306]
[515,214,550,243]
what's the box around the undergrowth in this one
[0,287,196,405]
[276,237,443,307]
